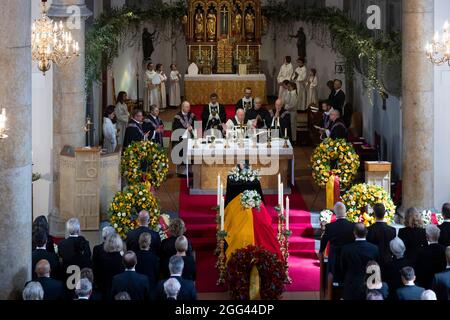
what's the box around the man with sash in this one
[322,109,348,140]
[225,108,250,141]
[201,93,226,132]
[245,97,271,129]
[123,108,153,151]
[172,101,197,176]
[143,105,164,146]
[269,99,291,140]
[235,87,255,112]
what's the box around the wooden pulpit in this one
[365,161,392,194]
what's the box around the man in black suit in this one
[415,224,447,288]
[58,218,92,275]
[320,109,347,140]
[367,203,397,268]
[122,108,153,150]
[330,79,345,114]
[340,223,379,300]
[32,230,61,280]
[432,246,450,300]
[155,255,197,301]
[319,202,354,284]
[439,203,450,247]
[327,80,335,101]
[135,232,160,291]
[35,259,66,300]
[126,210,161,254]
[110,251,151,300]
[396,266,425,300]
[143,105,165,146]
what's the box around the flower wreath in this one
[341,183,396,226]
[108,183,161,238]
[240,190,262,210]
[121,140,169,188]
[227,245,285,300]
[311,138,360,189]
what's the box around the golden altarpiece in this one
[184,0,262,74]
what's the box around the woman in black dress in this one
[398,208,428,263]
[32,215,55,253]
[174,236,196,281]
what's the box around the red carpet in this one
[179,181,320,293]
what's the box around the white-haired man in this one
[58,218,92,273]
[432,246,450,300]
[75,278,92,300]
[164,278,181,300]
[318,202,355,286]
[125,210,161,254]
[172,101,196,176]
[421,289,437,300]
[22,281,44,300]
[383,237,411,299]
[319,109,347,140]
[415,224,447,289]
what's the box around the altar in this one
[186,138,294,195]
[184,74,267,105]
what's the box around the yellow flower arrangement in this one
[310,138,360,189]
[341,183,396,226]
[121,140,169,188]
[108,183,161,238]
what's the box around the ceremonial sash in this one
[127,122,145,139]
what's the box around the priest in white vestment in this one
[156,63,168,110]
[145,63,158,112]
[277,56,294,99]
[115,91,129,147]
[169,64,181,108]
[225,109,250,140]
[293,58,307,111]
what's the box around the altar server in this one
[143,105,164,146]
[245,97,271,129]
[283,82,299,144]
[145,63,158,112]
[235,87,255,112]
[102,105,117,153]
[156,63,168,110]
[269,99,291,140]
[169,64,181,108]
[201,93,226,132]
[292,57,307,111]
[115,91,129,147]
[306,68,319,108]
[277,56,294,99]
[172,101,196,176]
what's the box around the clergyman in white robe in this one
[169,69,181,107]
[277,61,294,99]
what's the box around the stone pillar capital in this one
[48,2,92,19]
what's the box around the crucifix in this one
[220,5,229,35]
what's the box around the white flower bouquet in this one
[319,209,333,225]
[420,210,444,225]
[240,190,262,210]
[228,165,260,183]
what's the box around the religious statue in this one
[195,12,204,41]
[233,12,242,35]
[289,27,307,59]
[245,12,255,40]
[206,12,216,41]
[142,28,157,61]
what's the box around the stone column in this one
[0,0,32,299]
[48,0,92,235]
[402,0,434,209]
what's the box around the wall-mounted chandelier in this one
[31,0,79,75]
[426,21,450,66]
[0,108,7,139]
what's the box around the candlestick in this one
[285,128,287,138]
[220,182,223,199]
[217,174,221,206]
[220,196,225,231]
[280,183,284,208]
[286,196,290,230]
[210,45,213,61]
[188,45,191,60]
[278,174,281,191]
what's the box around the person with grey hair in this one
[156,255,197,301]
[135,232,160,291]
[366,290,384,300]
[92,226,116,288]
[75,278,92,300]
[22,281,44,300]
[398,207,428,263]
[432,246,450,300]
[383,237,412,299]
[415,224,446,289]
[35,259,66,300]
[58,218,92,275]
[245,96,271,129]
[164,278,181,300]
[125,210,161,253]
[320,108,347,140]
[175,235,196,281]
[396,266,425,300]
[94,233,125,297]
[421,289,437,300]
[114,291,131,300]
[319,202,354,285]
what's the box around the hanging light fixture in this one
[426,21,450,66]
[0,108,7,139]
[31,0,80,75]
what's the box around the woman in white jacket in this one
[103,105,117,153]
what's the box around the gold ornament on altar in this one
[195,12,204,41]
[206,12,217,41]
[31,0,79,75]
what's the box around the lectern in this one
[364,161,392,194]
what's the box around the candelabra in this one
[276,205,292,284]
[215,232,227,286]
[426,21,450,66]
[83,116,94,148]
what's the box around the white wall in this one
[434,0,450,209]
[32,0,54,219]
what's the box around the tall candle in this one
[220,196,225,231]
[217,175,221,206]
[286,196,290,230]
[285,128,287,138]
[280,183,284,209]
[220,183,223,199]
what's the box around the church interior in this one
[1,0,450,304]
